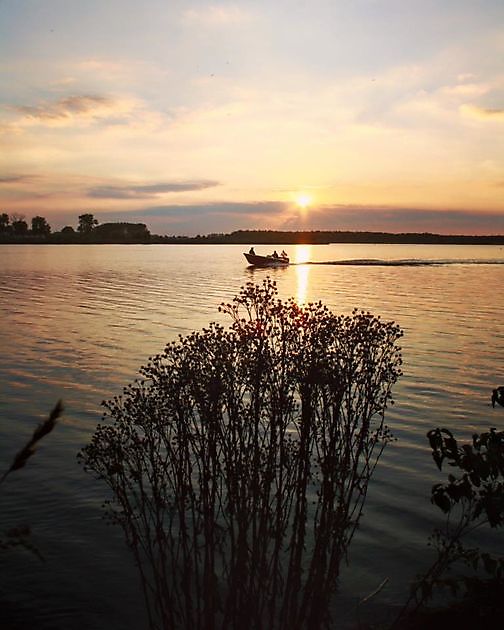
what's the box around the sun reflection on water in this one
[295,245,312,304]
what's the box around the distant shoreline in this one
[2,229,504,246]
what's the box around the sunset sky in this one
[1,0,503,235]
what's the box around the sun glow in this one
[295,193,312,209]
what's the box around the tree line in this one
[0,212,52,237]
[2,214,503,245]
[0,213,150,244]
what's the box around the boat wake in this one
[302,258,504,266]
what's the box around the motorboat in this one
[244,251,289,267]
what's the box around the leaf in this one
[432,450,444,471]
[432,490,451,513]
[427,429,442,450]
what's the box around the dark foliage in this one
[31,216,51,236]
[152,229,504,245]
[91,222,150,243]
[394,427,504,626]
[81,280,402,630]
[77,213,98,233]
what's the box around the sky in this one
[0,0,503,235]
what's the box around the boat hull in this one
[244,253,289,267]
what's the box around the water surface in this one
[1,243,503,628]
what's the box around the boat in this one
[244,252,289,267]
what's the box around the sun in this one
[295,193,312,209]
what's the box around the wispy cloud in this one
[97,201,288,234]
[182,4,252,26]
[9,94,136,128]
[279,205,504,236]
[77,59,128,74]
[15,95,111,120]
[96,203,504,237]
[128,201,286,218]
[0,174,35,184]
[441,83,490,97]
[87,180,220,199]
[460,104,504,121]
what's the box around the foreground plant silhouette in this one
[393,427,504,627]
[1,400,63,557]
[80,279,403,630]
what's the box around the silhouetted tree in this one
[31,215,51,236]
[77,213,98,233]
[91,222,150,243]
[0,213,10,232]
[61,226,75,234]
[11,215,28,235]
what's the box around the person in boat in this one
[281,250,288,258]
[249,247,255,255]
[272,250,279,258]
[491,387,504,408]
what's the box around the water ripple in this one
[1,243,503,629]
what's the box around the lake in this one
[1,243,503,628]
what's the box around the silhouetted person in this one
[281,250,287,258]
[249,247,255,255]
[492,387,504,408]
[272,250,278,258]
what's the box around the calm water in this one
[1,243,504,628]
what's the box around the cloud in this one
[295,205,504,234]
[96,201,289,235]
[126,201,286,218]
[15,95,111,120]
[49,77,78,89]
[457,73,477,82]
[9,94,136,128]
[460,104,504,121]
[182,4,252,26]
[77,59,127,74]
[441,82,490,97]
[0,175,35,184]
[94,203,504,237]
[87,180,221,199]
